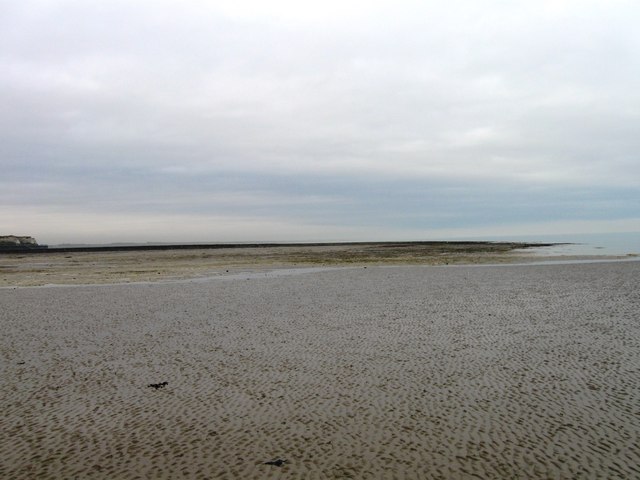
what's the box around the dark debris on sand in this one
[148,381,168,390]
[264,458,288,467]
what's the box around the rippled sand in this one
[1,262,639,478]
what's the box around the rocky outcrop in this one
[0,236,41,248]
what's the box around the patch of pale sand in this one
[1,262,639,479]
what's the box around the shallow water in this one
[474,231,640,256]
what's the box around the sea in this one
[468,231,640,256]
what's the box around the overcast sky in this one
[1,0,639,244]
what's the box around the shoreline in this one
[0,240,559,254]
[2,240,636,287]
[2,256,639,290]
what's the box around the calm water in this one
[470,232,640,256]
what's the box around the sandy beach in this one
[1,261,639,478]
[1,241,633,287]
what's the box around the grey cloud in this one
[1,0,639,242]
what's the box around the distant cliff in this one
[0,235,47,250]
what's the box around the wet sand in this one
[1,261,639,478]
[0,241,611,287]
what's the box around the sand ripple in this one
[1,262,639,478]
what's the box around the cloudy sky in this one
[1,0,639,244]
